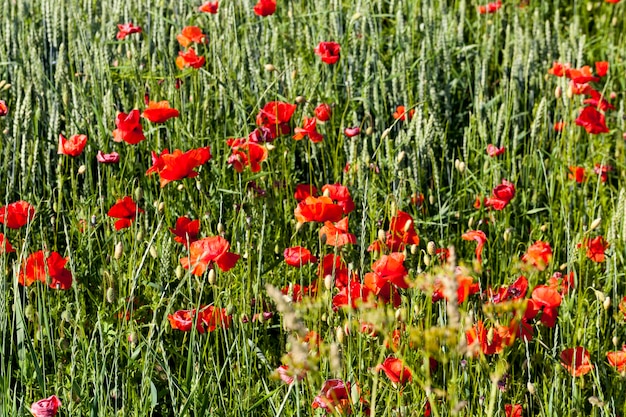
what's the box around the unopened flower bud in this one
[295,96,306,104]
[175,265,184,279]
[396,151,406,164]
[136,230,143,241]
[149,245,157,259]
[554,86,562,99]
[429,194,435,205]
[589,217,602,231]
[77,164,86,175]
[158,202,165,212]
[612,336,619,347]
[106,287,118,304]
[264,63,276,72]
[427,241,436,256]
[423,254,431,266]
[377,229,386,242]
[217,222,225,234]
[457,161,466,173]
[324,274,333,290]
[365,126,373,135]
[410,244,418,255]
[336,326,345,344]
[266,143,275,151]
[527,382,535,395]
[208,269,216,285]
[604,297,611,310]
[381,128,391,140]
[177,184,184,191]
[114,242,123,259]
[134,187,143,201]
[503,228,512,242]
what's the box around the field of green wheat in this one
[1,0,626,416]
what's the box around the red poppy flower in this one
[142,101,180,123]
[392,105,415,121]
[607,346,626,372]
[372,252,409,289]
[554,121,566,132]
[180,236,240,275]
[96,150,120,164]
[488,276,528,303]
[462,230,487,263]
[176,26,206,48]
[284,246,317,267]
[363,272,402,307]
[333,281,373,310]
[486,144,505,157]
[253,0,276,16]
[30,395,62,417]
[146,147,211,187]
[18,250,73,290]
[318,254,352,290]
[199,1,219,13]
[320,217,357,247]
[314,103,332,122]
[176,48,206,70]
[432,273,480,303]
[0,201,35,229]
[315,42,341,65]
[477,0,502,14]
[521,240,552,271]
[168,305,231,333]
[294,196,344,224]
[560,347,593,377]
[484,179,515,210]
[576,106,609,134]
[593,164,613,183]
[377,357,412,385]
[580,236,609,262]
[116,22,142,40]
[255,101,297,139]
[321,183,355,215]
[294,184,317,201]
[226,140,267,173]
[0,100,7,116]
[528,285,562,327]
[605,0,620,3]
[282,281,317,302]
[112,110,145,145]
[58,134,87,157]
[548,61,569,77]
[294,117,324,143]
[381,210,420,252]
[0,233,14,253]
[107,196,143,230]
[170,217,200,246]
[505,404,523,417]
[344,126,360,137]
[312,379,351,413]
[568,166,585,183]
[466,321,507,356]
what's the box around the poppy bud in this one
[114,241,123,259]
[0,80,5,89]
[503,228,512,242]
[554,86,562,99]
[136,231,143,241]
[423,254,431,266]
[410,244,418,255]
[566,85,574,99]
[381,128,391,140]
[177,184,184,191]
[264,63,276,72]
[395,308,404,322]
[295,96,306,104]
[24,305,36,321]
[91,215,97,226]
[612,336,619,347]
[365,126,373,135]
[106,287,118,303]
[396,151,406,164]
[377,229,386,242]
[175,265,184,279]
[335,326,345,344]
[429,194,435,205]
[324,274,333,290]
[2,83,10,91]
[158,202,165,212]
[427,241,436,256]
[589,217,602,231]
[217,222,225,234]
[266,143,275,150]
[527,382,535,395]
[457,161,466,173]
[291,70,297,80]
[61,310,72,322]
[149,245,157,259]
[208,269,216,285]
[134,187,143,201]
[540,224,548,232]
[389,201,396,214]
[604,297,611,310]
[196,181,202,191]
[128,332,138,345]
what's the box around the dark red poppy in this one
[377,357,412,385]
[560,347,593,377]
[484,179,515,210]
[0,200,35,229]
[253,0,276,16]
[283,246,317,267]
[319,217,357,247]
[576,106,609,134]
[294,184,317,201]
[392,105,415,121]
[294,196,344,224]
[315,42,341,65]
[344,126,360,137]
[0,233,14,253]
[255,101,297,139]
[116,22,142,40]
[112,110,145,145]
[462,230,487,263]
[314,103,332,122]
[521,240,552,270]
[312,379,351,413]
[30,395,62,417]
[107,196,143,230]
[96,150,120,164]
[58,134,87,156]
[180,236,240,275]
[488,276,528,303]
[486,144,505,157]
[477,0,502,13]
[293,117,324,143]
[0,100,7,116]
[146,147,211,187]
[318,254,352,289]
[176,26,206,48]
[199,1,219,13]
[568,166,585,183]
[176,48,206,70]
[170,217,200,246]
[142,101,180,123]
[18,250,73,290]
